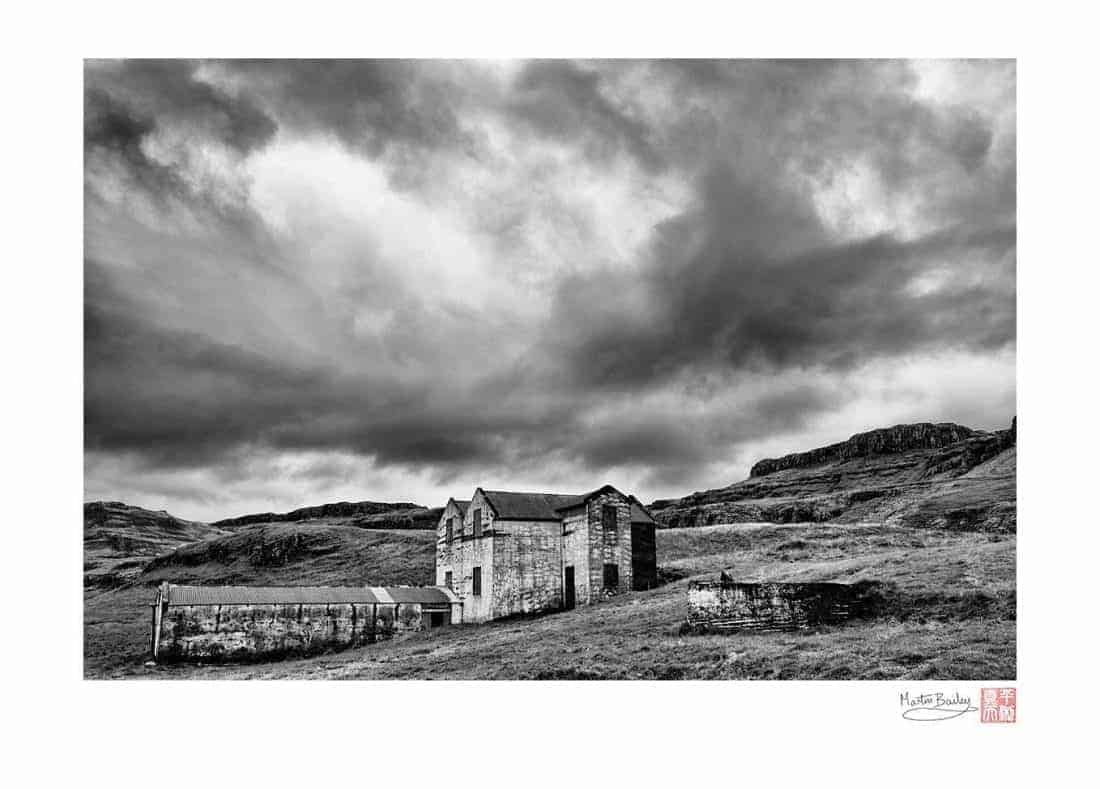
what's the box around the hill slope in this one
[140,523,437,587]
[84,501,230,589]
[649,419,1016,531]
[85,501,227,556]
[213,500,442,531]
[86,522,1014,680]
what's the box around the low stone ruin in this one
[685,576,874,633]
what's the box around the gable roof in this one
[448,498,471,516]
[479,490,580,521]
[478,485,634,521]
[552,484,625,513]
[629,498,657,525]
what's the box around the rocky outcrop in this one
[751,422,979,478]
[919,418,1016,478]
[351,507,443,530]
[651,418,1017,532]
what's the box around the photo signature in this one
[899,691,977,722]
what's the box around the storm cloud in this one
[84,59,1016,519]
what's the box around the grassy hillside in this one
[84,501,230,590]
[212,500,442,530]
[84,524,437,677]
[85,521,1014,680]
[140,522,437,586]
[85,501,227,555]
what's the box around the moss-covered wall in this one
[686,581,870,633]
[154,601,431,662]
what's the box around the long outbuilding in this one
[150,583,461,662]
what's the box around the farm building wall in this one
[437,485,657,622]
[561,507,590,605]
[587,489,633,599]
[154,602,421,662]
[436,489,496,623]
[560,489,632,603]
[490,519,563,618]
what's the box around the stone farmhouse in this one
[435,484,658,623]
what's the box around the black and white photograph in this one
[82,56,1019,682]
[15,2,1100,785]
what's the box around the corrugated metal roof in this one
[162,585,454,607]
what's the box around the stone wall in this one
[491,520,563,618]
[154,601,433,662]
[685,580,871,633]
[437,486,655,622]
[436,490,496,622]
[562,507,591,605]
[585,490,633,599]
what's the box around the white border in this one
[4,0,1098,784]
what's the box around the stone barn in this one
[151,583,462,662]
[436,484,659,623]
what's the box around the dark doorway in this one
[427,611,447,629]
[631,523,658,590]
[564,566,576,610]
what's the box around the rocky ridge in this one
[750,422,979,477]
[212,500,435,528]
[650,418,1017,532]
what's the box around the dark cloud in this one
[506,60,664,170]
[86,59,277,155]
[217,60,478,157]
[84,60,278,233]
[84,60,1016,515]
[84,87,184,199]
[85,260,554,473]
[541,69,1017,388]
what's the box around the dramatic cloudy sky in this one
[84,59,1016,521]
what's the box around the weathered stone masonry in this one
[151,584,461,662]
[152,484,661,661]
[436,485,658,623]
[685,579,872,633]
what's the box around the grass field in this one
[84,521,1015,680]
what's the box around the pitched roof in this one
[629,499,657,525]
[552,484,624,512]
[478,485,636,521]
[479,490,581,521]
[451,499,471,516]
[159,585,455,607]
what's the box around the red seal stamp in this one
[980,688,1016,723]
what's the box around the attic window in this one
[473,508,482,538]
[445,516,454,543]
[602,504,617,532]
